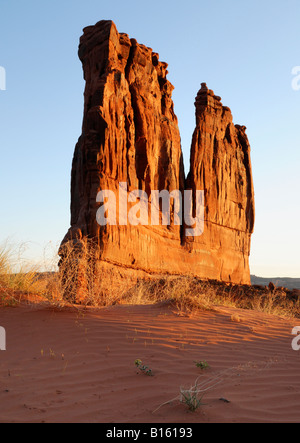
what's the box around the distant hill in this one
[251,275,300,290]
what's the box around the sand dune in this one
[0,301,299,423]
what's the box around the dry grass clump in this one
[123,277,216,314]
[49,238,127,308]
[0,241,47,305]
[228,285,300,318]
[124,276,300,319]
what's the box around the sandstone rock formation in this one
[185,83,255,283]
[59,20,255,300]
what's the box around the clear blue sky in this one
[0,0,299,277]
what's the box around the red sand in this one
[0,301,299,423]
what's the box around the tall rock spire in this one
[186,83,255,282]
[60,21,255,302]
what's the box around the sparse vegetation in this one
[135,359,153,376]
[0,241,47,305]
[153,366,241,414]
[1,237,300,320]
[123,276,300,319]
[180,381,206,412]
[194,360,210,370]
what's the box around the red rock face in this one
[185,83,255,282]
[60,20,255,292]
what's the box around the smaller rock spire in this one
[195,82,223,117]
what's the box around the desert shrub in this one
[0,241,46,305]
